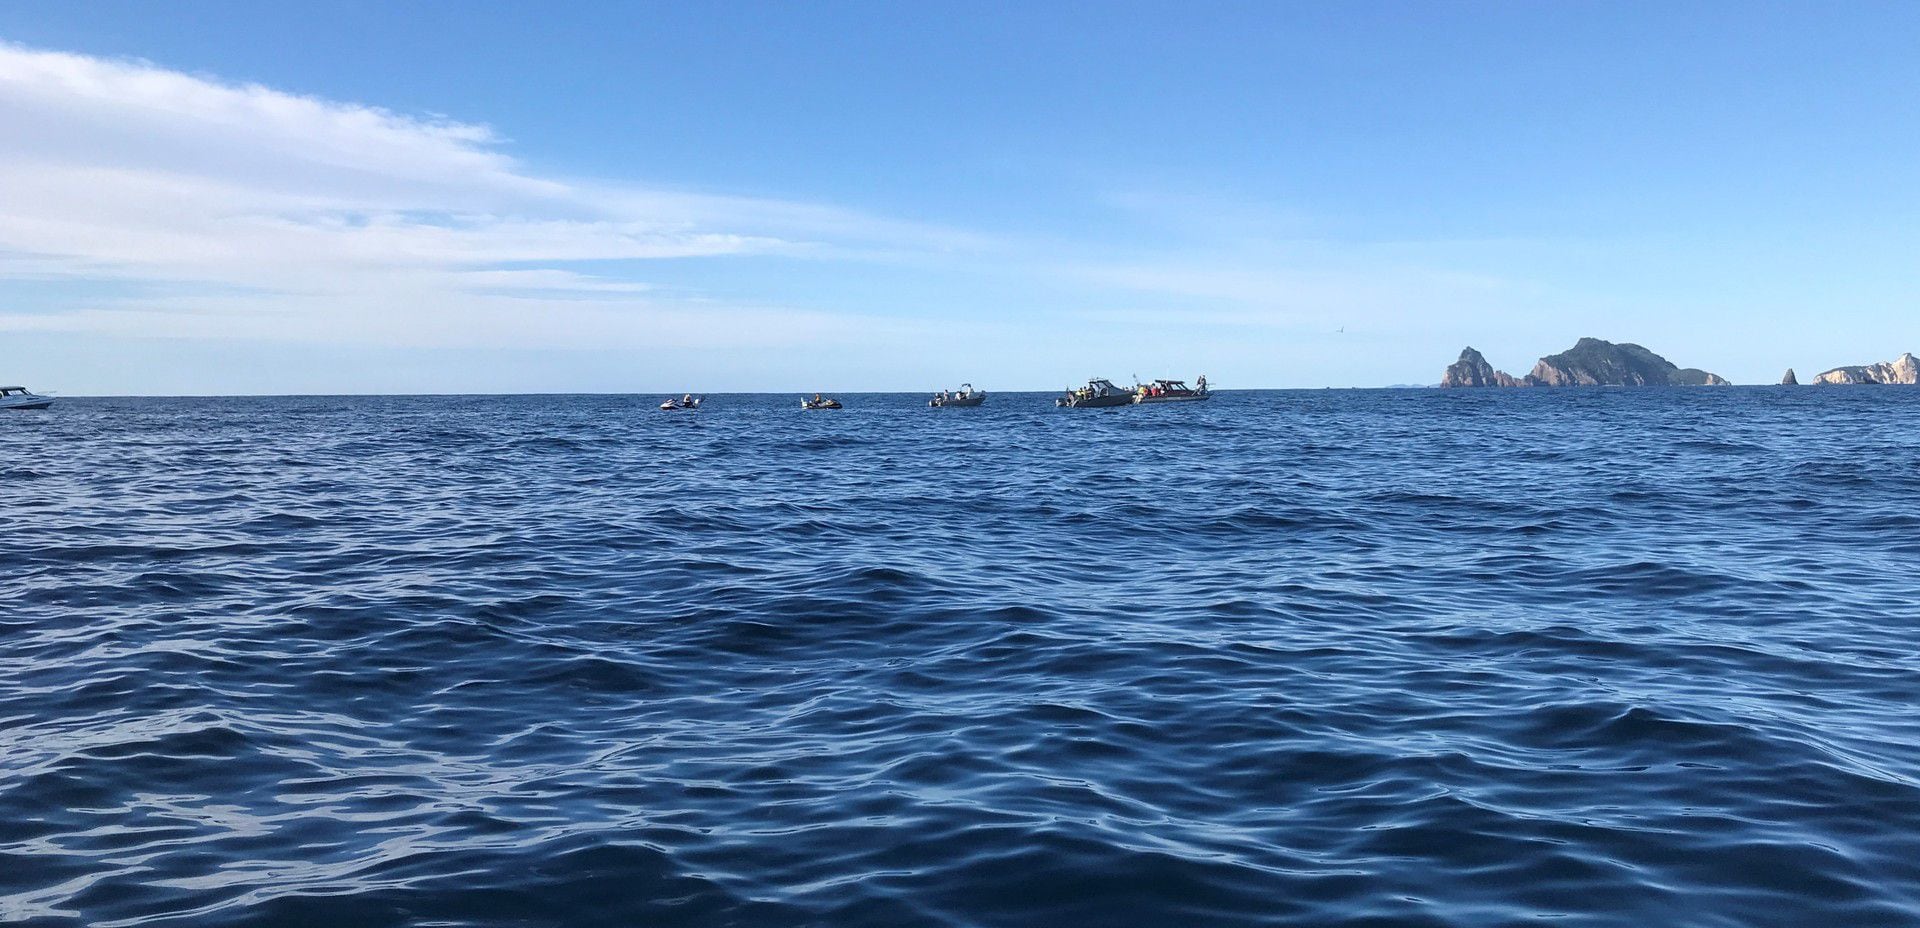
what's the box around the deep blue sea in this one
[5,388,1920,927]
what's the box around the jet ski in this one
[801,395,843,410]
[659,395,702,411]
[929,383,986,407]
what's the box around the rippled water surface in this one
[6,389,1920,927]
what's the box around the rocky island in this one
[1440,348,1526,387]
[1813,352,1918,385]
[1440,338,1730,388]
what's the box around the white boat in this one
[1133,376,1211,403]
[0,386,51,411]
[929,383,986,407]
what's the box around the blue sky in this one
[1,1,1917,394]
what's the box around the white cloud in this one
[0,41,958,349]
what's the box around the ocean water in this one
[5,388,1920,927]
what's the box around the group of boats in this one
[1,378,1209,415]
[654,376,1209,411]
[1056,376,1210,408]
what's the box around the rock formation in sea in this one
[1439,347,1525,387]
[1439,338,1730,388]
[1813,352,1919,385]
[1528,338,1730,386]
[1782,369,1798,385]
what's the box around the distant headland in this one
[1440,340,1919,388]
[1440,338,1729,388]
[1810,352,1919,385]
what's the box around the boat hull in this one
[930,396,985,407]
[1056,395,1132,408]
[0,398,51,411]
[1134,393,1210,404]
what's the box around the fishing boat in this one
[1056,378,1134,408]
[0,386,52,411]
[659,394,702,411]
[1133,375,1211,403]
[929,383,986,407]
[800,394,843,410]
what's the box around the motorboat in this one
[1134,375,1211,403]
[1056,378,1134,408]
[929,383,986,407]
[801,395,843,410]
[0,386,51,411]
[659,394,702,410]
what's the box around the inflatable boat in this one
[930,383,986,407]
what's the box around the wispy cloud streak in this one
[0,42,966,348]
